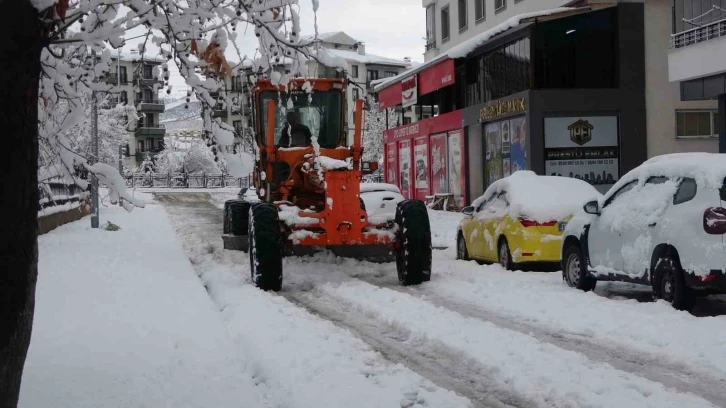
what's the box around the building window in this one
[367,70,379,82]
[441,6,450,42]
[157,139,165,151]
[495,0,506,12]
[384,71,397,78]
[233,120,242,133]
[137,139,144,152]
[426,4,436,50]
[353,88,360,100]
[352,65,359,78]
[143,64,153,79]
[676,110,719,139]
[119,66,128,84]
[458,0,467,31]
[231,76,243,91]
[475,0,485,22]
[118,90,128,104]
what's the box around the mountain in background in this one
[161,98,203,134]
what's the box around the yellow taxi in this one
[457,171,601,270]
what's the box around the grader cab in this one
[222,78,431,291]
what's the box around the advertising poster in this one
[484,122,502,185]
[447,129,466,208]
[386,142,397,185]
[429,133,448,195]
[399,140,412,199]
[414,137,429,200]
[510,116,527,173]
[544,116,619,194]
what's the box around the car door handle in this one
[649,222,656,227]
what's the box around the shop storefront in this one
[377,3,647,206]
[383,111,467,207]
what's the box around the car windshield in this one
[260,90,343,149]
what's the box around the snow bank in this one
[471,171,601,223]
[21,200,265,408]
[429,210,465,248]
[320,280,715,408]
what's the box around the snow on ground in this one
[424,250,726,382]
[429,210,464,248]
[160,197,473,408]
[317,280,714,408]
[21,197,268,408]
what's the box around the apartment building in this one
[666,0,726,153]
[208,68,253,152]
[107,50,166,167]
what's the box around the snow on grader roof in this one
[221,75,433,291]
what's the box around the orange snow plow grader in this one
[222,78,432,291]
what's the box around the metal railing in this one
[135,98,163,104]
[671,18,726,49]
[38,178,87,212]
[125,172,252,189]
[137,124,166,129]
[425,40,437,51]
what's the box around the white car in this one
[561,153,726,310]
[360,183,404,217]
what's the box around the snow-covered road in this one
[156,192,726,408]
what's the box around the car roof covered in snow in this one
[471,171,601,222]
[605,153,726,199]
[360,183,402,194]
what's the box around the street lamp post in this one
[90,49,100,228]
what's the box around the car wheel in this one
[563,244,596,291]
[457,233,469,261]
[655,255,695,311]
[498,238,514,271]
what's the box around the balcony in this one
[425,40,437,51]
[669,18,726,83]
[135,76,163,87]
[105,74,129,85]
[135,98,165,113]
[135,124,166,137]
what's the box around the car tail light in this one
[519,218,557,228]
[703,207,726,235]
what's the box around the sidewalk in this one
[20,196,266,408]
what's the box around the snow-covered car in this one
[359,183,404,217]
[237,187,260,203]
[458,171,601,269]
[561,153,726,310]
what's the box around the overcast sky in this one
[123,0,425,98]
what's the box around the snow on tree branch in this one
[363,98,398,163]
[33,0,321,208]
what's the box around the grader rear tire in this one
[248,203,283,291]
[395,200,432,285]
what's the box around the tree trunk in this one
[0,0,44,406]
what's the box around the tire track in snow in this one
[356,275,726,408]
[283,290,528,408]
[155,193,475,408]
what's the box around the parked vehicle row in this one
[454,153,726,311]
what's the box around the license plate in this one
[558,222,566,232]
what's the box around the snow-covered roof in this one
[112,51,166,63]
[323,49,409,67]
[374,7,579,92]
[301,31,358,45]
[608,153,726,195]
[471,171,601,223]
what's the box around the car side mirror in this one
[462,206,475,216]
[583,200,600,215]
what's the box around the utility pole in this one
[118,144,124,207]
[91,50,100,228]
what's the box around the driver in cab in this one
[279,110,312,147]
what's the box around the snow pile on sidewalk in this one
[20,200,266,408]
[429,210,464,248]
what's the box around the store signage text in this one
[479,98,526,121]
[392,122,420,139]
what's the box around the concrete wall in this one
[645,0,719,156]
